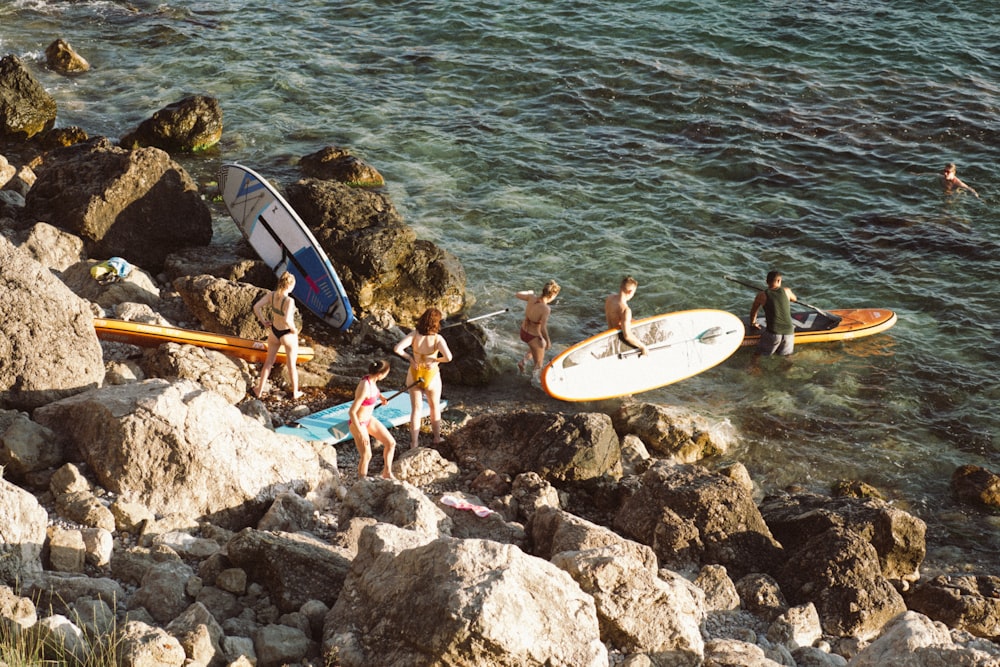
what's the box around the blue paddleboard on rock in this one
[276,391,445,444]
[219,163,354,331]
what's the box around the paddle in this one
[617,326,738,359]
[379,378,425,405]
[440,308,509,329]
[723,275,841,324]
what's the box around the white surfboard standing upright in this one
[542,309,745,402]
[219,163,354,331]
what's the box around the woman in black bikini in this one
[252,271,302,399]
[515,279,560,379]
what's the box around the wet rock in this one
[299,146,384,187]
[951,464,1000,510]
[612,402,736,463]
[0,55,56,140]
[45,39,90,75]
[120,95,223,153]
[285,178,466,325]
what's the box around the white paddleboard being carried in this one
[275,391,445,444]
[218,163,354,331]
[542,309,745,402]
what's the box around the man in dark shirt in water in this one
[749,270,798,356]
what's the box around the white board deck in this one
[541,309,745,402]
[275,391,446,444]
[218,163,354,331]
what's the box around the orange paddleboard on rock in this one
[94,318,314,365]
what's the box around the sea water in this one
[3,0,998,571]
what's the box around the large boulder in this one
[0,477,48,586]
[446,411,622,486]
[299,146,384,187]
[119,95,223,153]
[759,491,925,586]
[44,39,90,75]
[172,274,280,339]
[324,527,608,667]
[906,575,1000,641]
[285,178,466,325]
[0,55,56,140]
[32,378,342,528]
[59,259,162,310]
[553,545,705,666]
[23,138,212,272]
[776,527,905,640]
[848,610,1000,667]
[951,464,1000,510]
[337,477,452,538]
[0,410,66,481]
[11,221,86,272]
[613,462,783,578]
[0,236,104,411]
[226,529,353,613]
[612,402,736,463]
[138,342,253,404]
[530,505,658,572]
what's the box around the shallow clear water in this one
[4,0,999,569]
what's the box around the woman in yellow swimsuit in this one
[252,271,302,399]
[515,279,560,378]
[393,307,453,449]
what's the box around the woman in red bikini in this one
[348,359,396,479]
[515,279,560,379]
[252,271,302,399]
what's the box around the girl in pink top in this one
[349,359,396,479]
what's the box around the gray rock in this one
[553,545,705,665]
[777,527,905,640]
[613,462,783,579]
[0,236,104,411]
[324,528,608,667]
[34,378,342,528]
[23,137,211,271]
[0,478,47,585]
[227,529,352,613]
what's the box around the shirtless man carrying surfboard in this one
[605,276,648,356]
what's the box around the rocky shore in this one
[3,46,1000,667]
